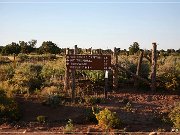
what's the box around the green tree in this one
[19,39,37,54]
[129,42,140,55]
[39,41,60,54]
[2,42,21,55]
[0,46,3,54]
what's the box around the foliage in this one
[0,89,20,122]
[85,96,105,105]
[169,102,180,130]
[39,41,60,54]
[41,86,65,107]
[129,42,140,55]
[19,40,36,54]
[0,65,14,81]
[36,115,47,123]
[84,107,100,123]
[64,119,74,133]
[157,56,180,91]
[94,108,121,129]
[83,70,105,83]
[40,57,65,85]
[17,53,29,61]
[0,56,11,64]
[2,42,21,55]
[119,55,150,83]
[12,63,43,93]
[122,101,133,112]
[43,94,62,107]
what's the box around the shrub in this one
[0,89,20,122]
[118,55,150,84]
[122,101,133,112]
[41,86,65,107]
[12,63,43,93]
[36,115,47,123]
[169,102,180,130]
[84,107,100,123]
[157,56,180,91]
[94,108,121,129]
[17,53,29,61]
[40,58,65,85]
[64,119,74,133]
[0,65,14,81]
[85,96,105,105]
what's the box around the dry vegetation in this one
[0,51,179,134]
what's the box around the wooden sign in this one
[66,55,111,70]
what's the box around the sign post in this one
[66,54,111,100]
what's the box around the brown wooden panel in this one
[66,55,111,70]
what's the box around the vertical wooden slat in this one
[64,48,69,92]
[72,45,77,102]
[134,50,144,89]
[151,43,157,91]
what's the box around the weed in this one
[94,108,121,130]
[169,102,180,130]
[36,115,47,123]
[64,119,74,134]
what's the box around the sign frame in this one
[66,54,111,70]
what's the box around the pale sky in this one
[0,0,180,50]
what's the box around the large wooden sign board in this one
[66,55,111,70]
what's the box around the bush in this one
[157,56,180,91]
[94,108,121,129]
[169,102,180,130]
[36,115,47,123]
[18,53,29,61]
[41,86,65,107]
[0,89,20,122]
[0,65,14,81]
[40,58,65,85]
[85,96,105,105]
[118,55,150,84]
[64,119,74,133]
[12,63,43,93]
[84,107,100,123]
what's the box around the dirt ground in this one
[0,89,179,134]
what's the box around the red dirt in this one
[0,89,179,134]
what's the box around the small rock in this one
[35,127,47,130]
[149,132,157,135]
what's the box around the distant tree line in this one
[0,40,179,56]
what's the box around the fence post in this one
[113,47,118,90]
[64,48,70,92]
[151,43,157,91]
[13,53,16,68]
[104,70,108,98]
[72,45,77,102]
[90,47,93,54]
[134,50,144,89]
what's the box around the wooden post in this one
[151,43,157,91]
[72,45,77,102]
[113,47,119,90]
[90,47,93,54]
[64,48,70,92]
[104,70,108,98]
[134,50,144,89]
[13,53,16,68]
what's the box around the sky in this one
[0,0,180,50]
